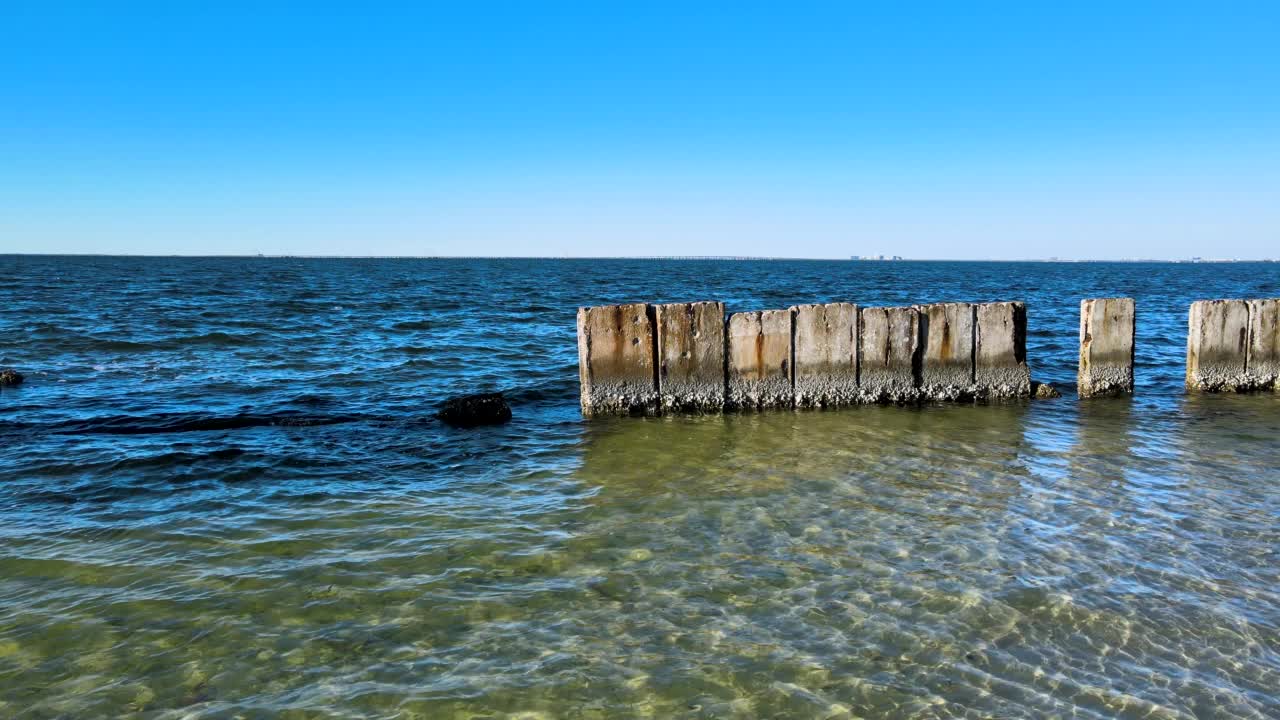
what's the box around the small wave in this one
[48,412,363,435]
[83,338,161,352]
[504,375,579,403]
[516,303,558,314]
[386,345,434,356]
[285,393,337,406]
[391,319,433,331]
[23,330,259,352]
[159,331,257,348]
[395,357,442,370]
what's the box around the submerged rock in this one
[437,392,512,428]
[0,369,23,387]
[1031,381,1061,399]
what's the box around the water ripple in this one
[1,257,1279,718]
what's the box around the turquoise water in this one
[2,257,1278,718]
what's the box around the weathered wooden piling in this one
[1078,297,1135,397]
[1186,300,1250,392]
[654,301,726,412]
[1245,299,1280,390]
[859,306,920,403]
[727,309,794,410]
[975,302,1030,397]
[576,303,658,416]
[792,303,858,407]
[915,302,975,400]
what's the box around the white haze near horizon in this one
[5,148,1279,261]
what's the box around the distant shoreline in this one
[3,254,1278,263]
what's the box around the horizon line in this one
[2,253,1277,263]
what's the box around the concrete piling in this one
[975,302,1031,398]
[576,303,658,416]
[792,303,859,408]
[565,295,1264,415]
[1245,299,1280,390]
[858,306,920,403]
[915,302,975,400]
[727,309,794,410]
[1078,297,1135,398]
[654,301,726,412]
[576,294,1280,414]
[1186,300,1250,392]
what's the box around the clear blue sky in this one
[2,2,1277,259]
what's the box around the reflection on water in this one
[3,401,1278,718]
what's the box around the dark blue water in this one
[2,256,1279,718]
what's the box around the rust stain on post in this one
[727,309,793,410]
[576,303,658,416]
[915,302,974,400]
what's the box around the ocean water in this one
[2,255,1279,719]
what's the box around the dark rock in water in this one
[437,393,512,427]
[1031,381,1061,399]
[0,369,23,387]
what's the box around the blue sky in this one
[2,2,1277,259]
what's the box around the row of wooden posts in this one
[575,297,1279,416]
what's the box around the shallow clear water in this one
[2,256,1279,718]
